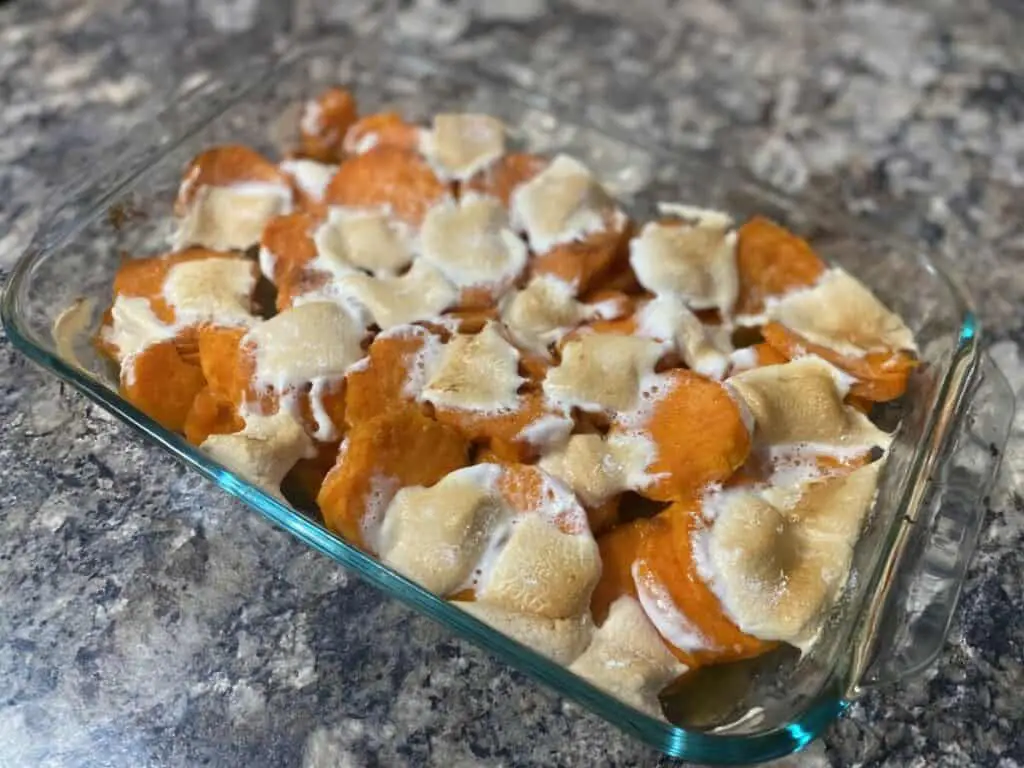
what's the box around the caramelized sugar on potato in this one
[317,406,470,549]
[342,111,420,156]
[325,146,447,227]
[299,87,359,163]
[734,216,826,317]
[618,369,750,502]
[122,340,206,432]
[760,321,917,403]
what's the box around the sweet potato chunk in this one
[734,217,826,317]
[590,517,655,625]
[463,153,548,206]
[344,327,437,427]
[176,145,285,212]
[342,111,420,155]
[648,506,772,666]
[197,326,249,406]
[112,248,232,324]
[299,87,359,163]
[317,406,470,549]
[619,369,750,502]
[121,340,206,432]
[530,222,632,295]
[260,211,319,287]
[761,322,916,402]
[325,146,447,227]
[183,386,244,446]
[434,391,568,463]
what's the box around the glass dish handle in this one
[847,354,1014,695]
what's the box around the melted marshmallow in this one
[201,411,315,498]
[420,322,524,413]
[636,295,731,380]
[280,158,337,202]
[173,181,293,251]
[569,596,687,720]
[330,260,458,330]
[419,113,505,181]
[312,207,413,277]
[419,195,527,292]
[543,334,664,413]
[161,257,257,328]
[101,295,177,363]
[538,432,656,508]
[703,462,881,648]
[378,464,508,595]
[629,205,738,313]
[726,357,891,454]
[499,274,594,356]
[766,267,917,357]
[510,155,617,254]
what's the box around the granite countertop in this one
[2,1,1024,766]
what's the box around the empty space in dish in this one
[3,41,982,760]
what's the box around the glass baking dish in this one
[1,37,1013,765]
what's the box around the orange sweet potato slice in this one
[197,326,248,406]
[112,248,241,324]
[647,506,772,666]
[761,322,916,402]
[317,406,470,549]
[344,327,437,427]
[590,517,656,625]
[176,145,285,213]
[495,463,588,535]
[283,440,342,507]
[342,111,420,156]
[433,391,567,463]
[463,152,548,206]
[259,211,319,287]
[618,369,750,502]
[183,386,244,446]
[734,217,826,317]
[299,87,359,163]
[324,146,448,227]
[530,220,632,295]
[121,340,206,432]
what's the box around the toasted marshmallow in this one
[510,155,619,254]
[201,411,315,498]
[569,596,687,720]
[543,334,664,413]
[419,113,506,181]
[765,268,917,358]
[699,462,881,648]
[419,195,527,296]
[629,204,738,313]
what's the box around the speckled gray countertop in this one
[2,1,1024,766]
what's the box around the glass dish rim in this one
[0,38,985,764]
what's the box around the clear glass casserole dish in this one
[1,38,1013,765]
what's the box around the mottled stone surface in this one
[1,1,1024,766]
